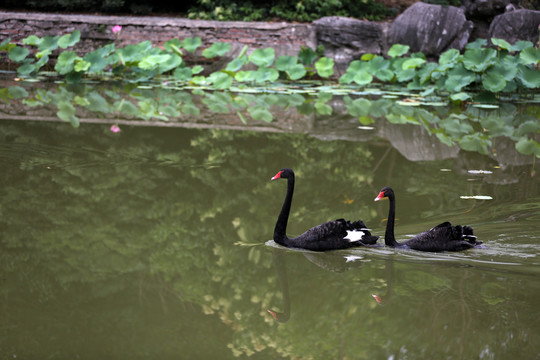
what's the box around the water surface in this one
[1,99,539,359]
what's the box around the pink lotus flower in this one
[112,25,122,34]
[110,124,121,133]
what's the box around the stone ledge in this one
[0,10,317,67]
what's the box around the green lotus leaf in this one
[353,70,373,85]
[202,42,231,58]
[374,68,394,82]
[207,71,233,89]
[491,38,515,52]
[156,53,182,73]
[482,72,506,92]
[298,46,318,65]
[275,55,298,71]
[463,48,497,72]
[519,47,540,65]
[286,64,306,80]
[182,37,202,53]
[55,51,79,74]
[254,67,279,83]
[8,46,29,62]
[315,57,334,78]
[439,49,461,65]
[517,66,540,88]
[249,48,275,68]
[235,70,257,82]
[465,38,488,49]
[83,44,115,73]
[38,35,60,52]
[388,44,409,58]
[395,68,415,82]
[164,39,182,53]
[58,30,81,49]
[226,57,247,72]
[402,58,426,69]
[450,92,471,102]
[22,35,42,46]
[513,41,534,51]
[139,54,171,70]
[173,67,193,81]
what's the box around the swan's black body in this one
[271,168,379,251]
[374,187,482,252]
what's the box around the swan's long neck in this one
[385,194,399,247]
[274,176,294,243]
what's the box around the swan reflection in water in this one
[265,247,378,323]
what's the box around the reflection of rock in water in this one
[452,137,538,186]
[491,137,535,168]
[380,122,459,161]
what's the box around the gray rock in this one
[489,9,540,45]
[313,16,387,72]
[388,2,473,58]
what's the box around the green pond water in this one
[1,83,539,359]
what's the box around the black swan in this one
[271,168,379,251]
[374,187,482,252]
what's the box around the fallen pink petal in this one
[110,125,121,133]
[372,294,383,304]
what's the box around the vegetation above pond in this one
[2,30,540,97]
[1,30,539,161]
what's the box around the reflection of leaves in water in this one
[395,269,451,296]
[480,282,507,306]
[4,80,540,159]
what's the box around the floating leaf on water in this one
[472,104,499,109]
[468,170,493,174]
[396,100,421,106]
[460,195,493,200]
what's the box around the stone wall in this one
[0,11,316,68]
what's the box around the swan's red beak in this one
[374,191,386,201]
[271,171,283,181]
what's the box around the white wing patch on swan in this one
[344,230,365,242]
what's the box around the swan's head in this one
[271,168,294,181]
[374,187,394,201]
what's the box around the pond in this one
[1,78,539,359]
